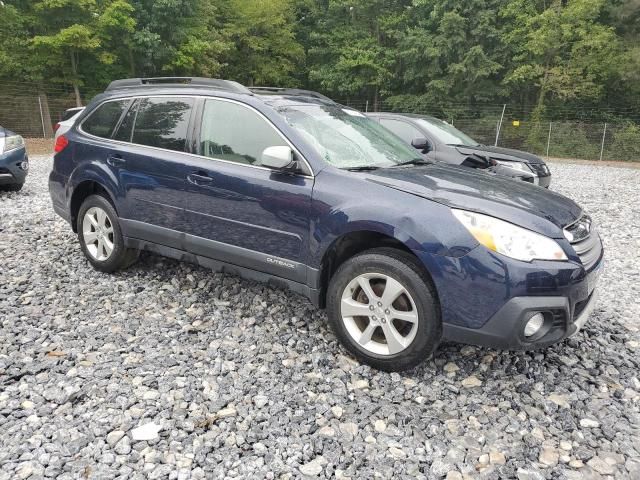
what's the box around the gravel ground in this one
[1,156,639,480]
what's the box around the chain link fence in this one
[1,82,639,162]
[0,81,79,138]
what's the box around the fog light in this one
[20,161,29,171]
[524,313,545,337]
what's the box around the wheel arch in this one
[316,230,438,309]
[69,180,117,232]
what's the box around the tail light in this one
[53,123,60,133]
[54,135,69,153]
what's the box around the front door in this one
[181,98,314,282]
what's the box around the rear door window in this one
[131,97,194,152]
[379,118,423,144]
[82,100,130,139]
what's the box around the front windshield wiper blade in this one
[344,165,381,171]
[393,158,433,167]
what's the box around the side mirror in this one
[411,137,432,152]
[261,146,294,170]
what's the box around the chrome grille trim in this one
[564,214,602,271]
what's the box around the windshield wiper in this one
[393,158,433,167]
[344,165,381,171]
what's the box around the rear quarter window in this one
[82,100,130,139]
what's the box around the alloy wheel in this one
[340,272,419,356]
[82,206,115,261]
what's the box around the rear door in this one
[180,98,314,282]
[108,96,195,245]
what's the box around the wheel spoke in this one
[96,238,104,259]
[83,231,98,243]
[356,276,378,303]
[103,237,114,256]
[97,209,107,228]
[381,322,406,355]
[87,212,99,228]
[341,298,373,318]
[390,308,418,324]
[358,322,377,346]
[380,277,405,308]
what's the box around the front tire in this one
[77,194,138,272]
[327,248,441,372]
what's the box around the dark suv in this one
[367,113,552,188]
[49,78,603,371]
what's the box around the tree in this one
[305,0,410,109]
[29,0,105,106]
[394,0,508,105]
[501,0,622,111]
[220,0,304,86]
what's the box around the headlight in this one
[452,209,568,262]
[494,160,531,173]
[2,135,24,153]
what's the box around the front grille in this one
[528,163,549,176]
[564,214,603,271]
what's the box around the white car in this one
[54,107,84,141]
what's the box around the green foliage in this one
[609,124,640,161]
[0,0,638,133]
[546,122,600,159]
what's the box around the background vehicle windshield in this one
[281,105,420,168]
[415,117,480,147]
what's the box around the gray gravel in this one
[1,156,639,479]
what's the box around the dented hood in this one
[364,163,582,238]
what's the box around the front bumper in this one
[0,147,29,185]
[418,241,603,350]
[442,286,599,350]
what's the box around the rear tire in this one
[326,248,441,372]
[77,194,138,272]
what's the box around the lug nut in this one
[385,309,390,314]
[377,302,382,307]
[369,305,375,311]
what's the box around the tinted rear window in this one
[131,97,194,152]
[82,100,130,138]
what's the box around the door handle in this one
[107,154,126,167]
[187,172,214,185]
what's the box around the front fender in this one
[309,169,479,268]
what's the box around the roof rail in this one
[106,77,251,94]
[249,87,334,102]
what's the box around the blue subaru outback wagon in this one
[49,77,604,371]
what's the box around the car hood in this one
[455,144,544,164]
[364,163,581,238]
